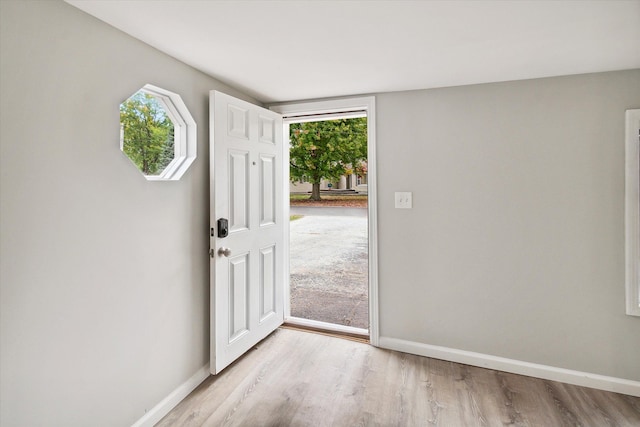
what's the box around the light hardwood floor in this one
[157,328,640,426]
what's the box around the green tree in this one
[289,118,367,200]
[120,92,174,175]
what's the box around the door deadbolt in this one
[217,218,229,238]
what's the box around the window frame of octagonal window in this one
[119,84,197,181]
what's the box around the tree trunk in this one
[310,182,321,201]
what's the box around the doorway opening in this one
[271,96,379,345]
[287,114,369,337]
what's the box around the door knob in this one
[218,247,232,257]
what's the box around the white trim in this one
[379,337,640,397]
[282,120,291,320]
[271,96,379,346]
[130,364,210,427]
[366,98,379,347]
[286,110,367,124]
[272,97,373,117]
[625,109,640,316]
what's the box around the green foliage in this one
[289,118,367,199]
[120,92,174,175]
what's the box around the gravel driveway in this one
[289,211,368,329]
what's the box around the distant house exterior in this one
[289,170,368,194]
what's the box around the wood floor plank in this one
[156,328,640,427]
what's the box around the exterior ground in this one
[290,193,367,208]
[289,211,368,329]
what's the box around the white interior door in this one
[210,91,284,374]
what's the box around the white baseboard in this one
[378,337,640,397]
[131,364,210,427]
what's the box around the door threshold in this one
[283,317,369,343]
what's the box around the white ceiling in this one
[67,0,640,103]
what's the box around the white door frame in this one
[270,96,379,346]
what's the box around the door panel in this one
[228,105,250,139]
[210,91,284,374]
[259,115,276,144]
[260,154,276,226]
[260,245,276,321]
[229,253,249,342]
[229,150,249,232]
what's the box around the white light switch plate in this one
[395,192,412,209]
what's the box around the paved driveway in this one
[289,212,368,329]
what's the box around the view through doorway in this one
[272,96,378,344]
[286,114,369,335]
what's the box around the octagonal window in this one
[119,84,196,181]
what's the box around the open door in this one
[210,91,284,374]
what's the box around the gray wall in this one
[376,70,640,381]
[2,1,639,426]
[0,1,255,426]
